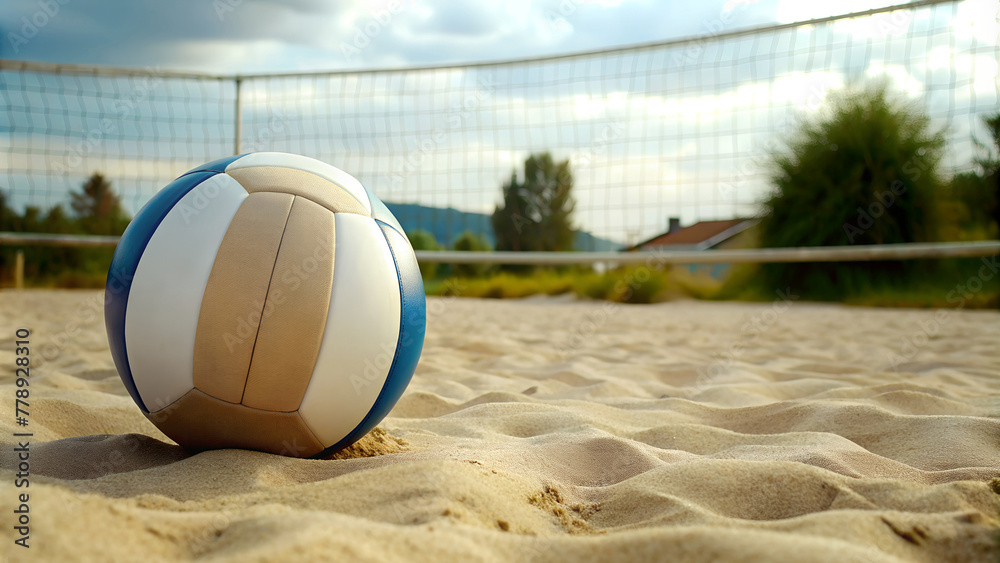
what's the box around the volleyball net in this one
[1,0,997,251]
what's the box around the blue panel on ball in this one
[179,154,249,177]
[313,221,426,458]
[364,187,405,237]
[105,171,217,413]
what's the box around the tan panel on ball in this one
[147,388,325,457]
[226,166,370,216]
[193,191,294,403]
[242,197,336,411]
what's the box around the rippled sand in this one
[1,290,998,562]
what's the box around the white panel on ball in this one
[299,213,401,445]
[125,174,249,412]
[225,152,371,214]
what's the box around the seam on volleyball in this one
[377,217,405,238]
[117,171,217,414]
[238,196,296,405]
[364,188,404,237]
[308,220,405,459]
[230,165,370,212]
[293,411,326,448]
[367,220,406,422]
[148,387,303,414]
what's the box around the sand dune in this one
[1,290,998,562]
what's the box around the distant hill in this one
[384,202,621,252]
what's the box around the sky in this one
[1,0,914,73]
[2,0,998,244]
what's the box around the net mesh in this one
[1,0,997,248]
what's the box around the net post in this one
[14,250,24,290]
[234,77,243,155]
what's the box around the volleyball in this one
[104,152,425,458]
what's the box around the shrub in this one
[757,83,946,300]
[450,231,493,278]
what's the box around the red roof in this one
[635,219,747,248]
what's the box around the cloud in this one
[1,0,788,73]
[953,0,1000,44]
[775,0,901,24]
[408,1,509,37]
[3,0,995,242]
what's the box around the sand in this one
[0,289,998,562]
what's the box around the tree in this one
[71,172,130,235]
[973,112,1000,232]
[941,171,997,240]
[1,175,130,287]
[42,205,83,273]
[975,112,1000,172]
[0,191,14,231]
[757,83,946,298]
[0,191,15,282]
[491,152,576,253]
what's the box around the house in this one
[627,217,759,280]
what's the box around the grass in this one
[424,257,1000,310]
[711,257,1000,308]
[429,266,690,304]
[0,270,108,289]
[6,257,997,310]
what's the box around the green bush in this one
[607,266,669,304]
[938,112,1000,242]
[426,260,1000,309]
[573,272,617,300]
[537,273,574,295]
[450,231,492,278]
[757,83,946,301]
[0,173,130,287]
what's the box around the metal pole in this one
[0,233,996,264]
[234,77,243,155]
[0,233,122,247]
[14,250,24,290]
[414,241,1000,265]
